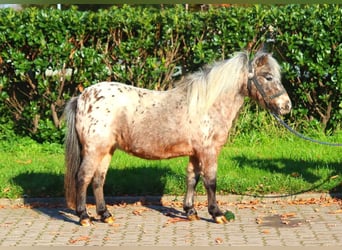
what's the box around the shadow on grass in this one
[231,156,342,198]
[12,165,183,224]
[11,157,342,224]
[13,165,173,198]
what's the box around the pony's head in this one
[247,52,292,115]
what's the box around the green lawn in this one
[0,128,341,199]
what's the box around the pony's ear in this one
[254,53,269,67]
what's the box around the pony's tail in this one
[64,97,81,209]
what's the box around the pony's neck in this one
[186,54,248,117]
[210,73,247,134]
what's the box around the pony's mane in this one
[176,52,249,115]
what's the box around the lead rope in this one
[248,56,341,147]
[270,112,342,147]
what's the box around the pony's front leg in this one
[183,156,201,221]
[202,157,228,224]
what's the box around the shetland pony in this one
[64,51,291,226]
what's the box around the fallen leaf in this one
[15,159,32,164]
[172,201,183,208]
[163,217,189,227]
[161,201,169,207]
[68,236,90,244]
[328,209,342,214]
[291,172,300,177]
[262,229,270,234]
[215,237,224,244]
[115,202,127,208]
[133,201,143,206]
[280,212,296,219]
[269,209,278,214]
[77,84,84,92]
[0,222,13,228]
[132,208,149,216]
[282,220,290,225]
[109,223,120,228]
[256,217,263,224]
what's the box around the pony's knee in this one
[92,174,105,189]
[76,175,92,191]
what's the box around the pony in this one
[64,51,292,226]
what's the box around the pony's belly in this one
[119,141,194,160]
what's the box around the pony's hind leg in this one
[183,156,201,221]
[92,153,114,224]
[76,156,97,226]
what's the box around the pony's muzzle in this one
[277,99,292,115]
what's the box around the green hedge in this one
[0,4,341,143]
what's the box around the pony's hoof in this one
[80,218,92,227]
[187,214,200,221]
[102,216,115,224]
[215,215,228,224]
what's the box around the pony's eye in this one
[265,75,273,81]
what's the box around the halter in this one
[247,61,286,108]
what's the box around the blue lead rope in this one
[270,112,342,147]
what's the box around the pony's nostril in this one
[285,101,292,111]
[280,101,292,115]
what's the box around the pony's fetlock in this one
[100,210,115,224]
[211,209,229,224]
[78,211,92,226]
[185,208,200,221]
[209,205,224,221]
[79,217,92,226]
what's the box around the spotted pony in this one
[64,51,291,226]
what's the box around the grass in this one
[0,115,341,199]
